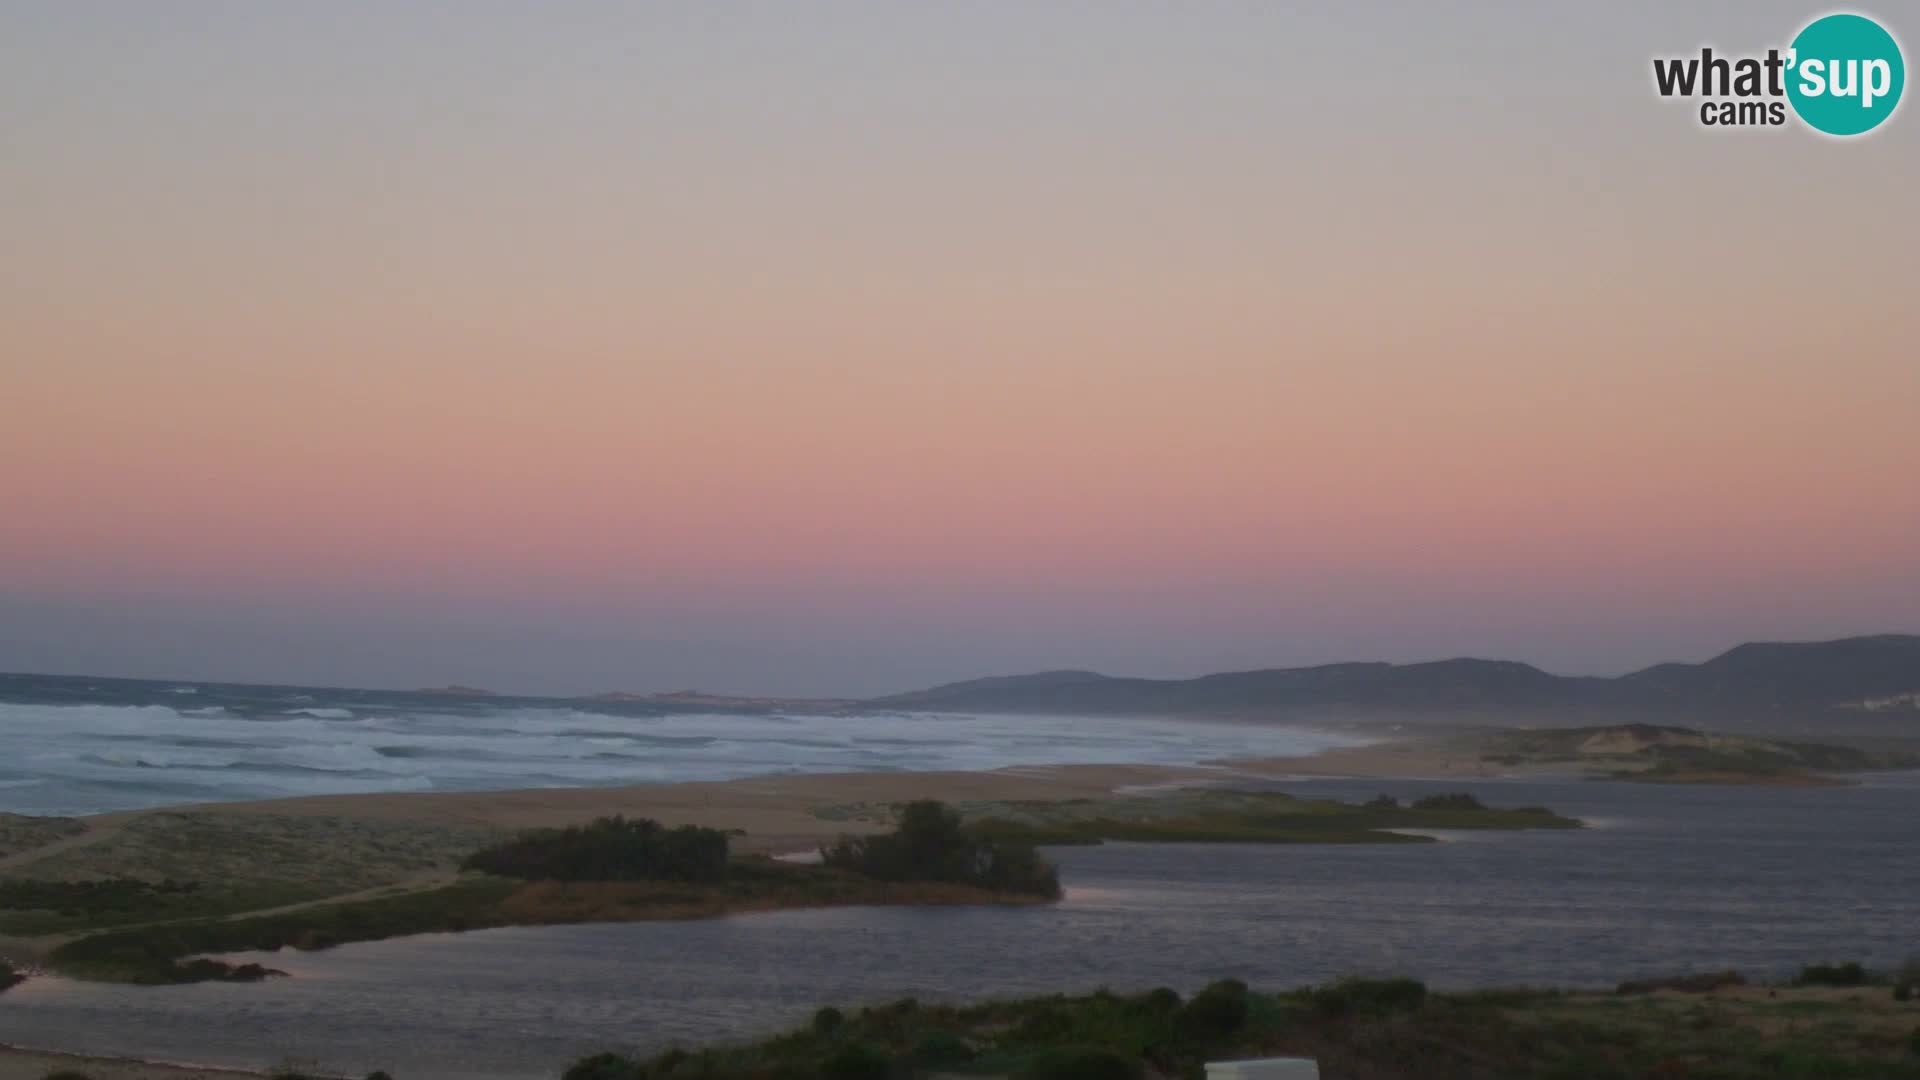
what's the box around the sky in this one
[3,2,1917,697]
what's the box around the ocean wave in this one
[0,699,1370,816]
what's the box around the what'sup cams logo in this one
[1653,12,1905,136]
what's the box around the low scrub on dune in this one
[559,972,1920,1080]
[822,800,1061,898]
[957,789,1578,847]
[48,802,1058,985]
[463,816,731,883]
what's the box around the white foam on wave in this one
[0,700,1371,817]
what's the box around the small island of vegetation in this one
[42,801,1059,985]
[821,789,1583,847]
[12,789,1576,988]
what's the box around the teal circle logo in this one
[1787,13,1905,136]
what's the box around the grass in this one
[0,812,87,859]
[18,794,1578,984]
[935,790,1581,847]
[556,976,1920,1080]
[44,857,1054,985]
[1471,724,1920,786]
[0,811,504,935]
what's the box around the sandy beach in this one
[7,736,1560,874]
[66,737,1543,846]
[0,1044,263,1080]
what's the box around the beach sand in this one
[0,1044,262,1080]
[0,736,1568,969]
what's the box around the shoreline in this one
[0,1042,266,1080]
[67,733,1585,838]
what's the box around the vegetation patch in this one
[1795,961,1872,988]
[0,813,87,859]
[1475,724,1920,786]
[464,816,731,883]
[822,800,1060,897]
[1617,970,1748,995]
[0,811,504,934]
[557,975,1920,1080]
[47,803,1058,985]
[900,789,1581,847]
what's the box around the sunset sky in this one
[4,3,1917,696]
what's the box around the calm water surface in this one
[4,775,1917,1079]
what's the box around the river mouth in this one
[5,774,1919,1080]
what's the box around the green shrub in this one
[1012,1004,1076,1042]
[1616,971,1746,995]
[1410,793,1485,812]
[1015,1047,1143,1080]
[463,816,730,883]
[0,878,200,915]
[1794,961,1869,988]
[1364,795,1401,809]
[1173,979,1249,1043]
[909,1030,975,1066]
[1140,987,1182,1013]
[562,1052,645,1080]
[813,1006,846,1036]
[821,800,1060,898]
[819,1043,891,1080]
[1909,1027,1920,1058]
[1896,957,1920,1000]
[1310,977,1428,1017]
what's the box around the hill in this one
[870,635,1920,725]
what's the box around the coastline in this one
[60,734,1585,844]
[0,1043,264,1080]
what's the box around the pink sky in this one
[3,4,1917,695]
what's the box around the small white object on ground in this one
[1205,1057,1321,1080]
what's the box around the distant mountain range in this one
[869,635,1920,724]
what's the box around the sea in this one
[2,675,1917,1078]
[0,672,1364,817]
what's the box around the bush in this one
[1140,987,1182,1013]
[1617,971,1746,995]
[365,1073,394,1080]
[821,800,1060,898]
[1364,795,1401,809]
[813,1006,846,1035]
[1310,977,1428,1017]
[1012,1005,1076,1043]
[1410,793,1485,812]
[909,1030,975,1066]
[1896,957,1920,1000]
[1909,1027,1920,1057]
[463,816,730,883]
[1173,979,1249,1043]
[562,1054,645,1080]
[1015,1047,1143,1080]
[1794,961,1869,988]
[819,1043,891,1080]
